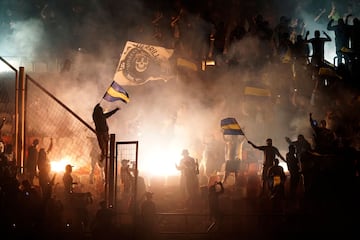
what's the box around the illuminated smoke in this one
[0,0,358,178]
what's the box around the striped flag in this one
[176,57,198,71]
[103,81,130,103]
[244,86,271,97]
[220,118,244,135]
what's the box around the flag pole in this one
[243,133,249,141]
[241,129,249,141]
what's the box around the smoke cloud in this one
[1,0,360,177]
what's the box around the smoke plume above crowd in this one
[0,0,359,176]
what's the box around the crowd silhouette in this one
[1,0,360,239]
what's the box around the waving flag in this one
[220,117,244,135]
[113,41,175,86]
[103,81,130,103]
[244,86,271,97]
[177,57,198,71]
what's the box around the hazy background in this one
[1,0,358,177]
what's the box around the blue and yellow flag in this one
[220,118,244,135]
[103,81,130,103]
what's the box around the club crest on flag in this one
[114,41,175,86]
[220,117,244,135]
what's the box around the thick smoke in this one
[1,0,360,177]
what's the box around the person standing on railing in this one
[92,103,119,163]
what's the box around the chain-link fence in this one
[25,73,106,197]
[0,57,17,145]
[0,56,108,201]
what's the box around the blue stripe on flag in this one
[221,118,244,135]
[103,81,130,103]
[223,129,244,135]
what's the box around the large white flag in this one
[113,41,175,86]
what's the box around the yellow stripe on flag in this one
[244,86,271,97]
[107,87,130,103]
[177,58,198,71]
[318,67,341,79]
[221,123,241,130]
